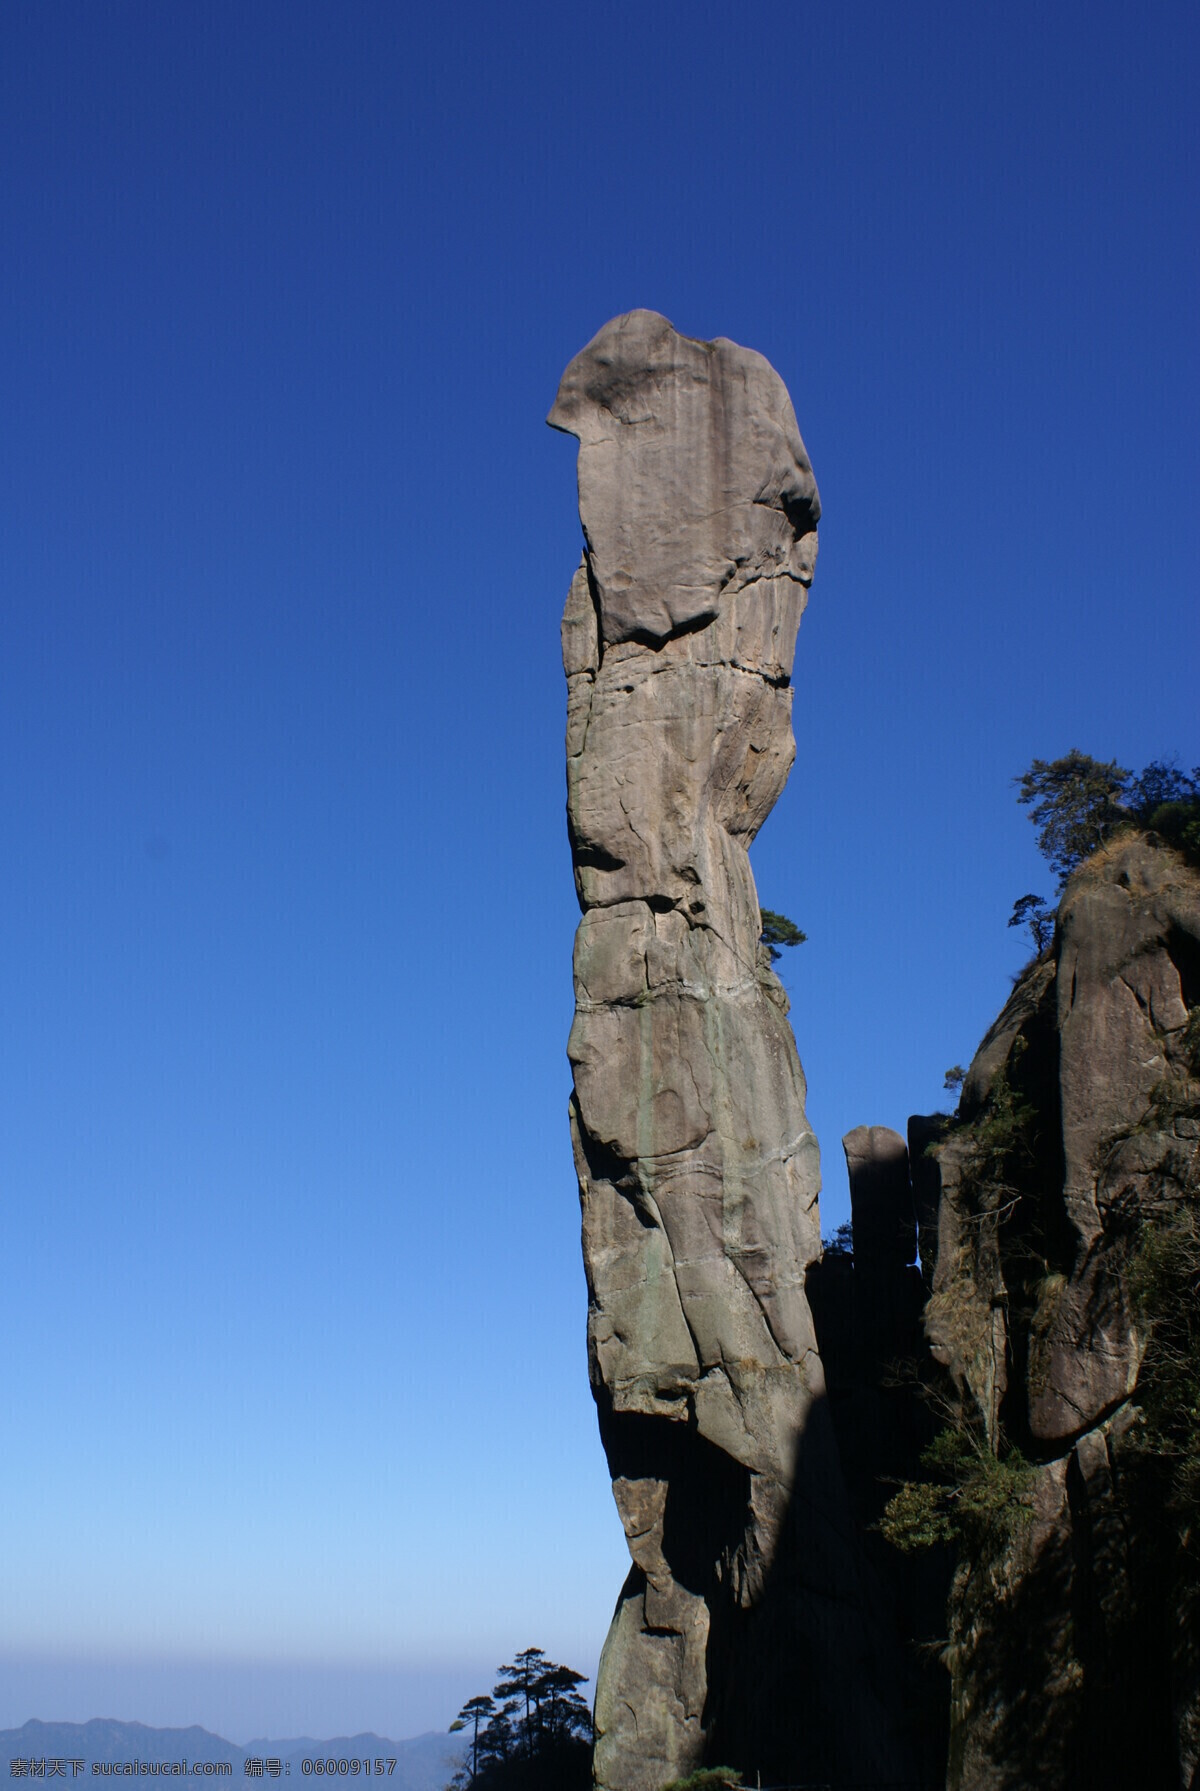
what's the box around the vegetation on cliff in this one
[1016,749,1200,887]
[1013,750,1200,1544]
[879,1423,1035,1556]
[1106,998,1200,1553]
[880,1051,1042,1556]
[870,758,1200,1788]
[446,1649,592,1791]
[758,907,807,962]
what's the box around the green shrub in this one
[879,1426,1035,1556]
[1126,1203,1200,1523]
[1148,798,1200,863]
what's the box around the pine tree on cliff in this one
[759,907,807,962]
[1015,750,1132,888]
[446,1650,592,1790]
[1016,750,1200,887]
[449,1697,495,1784]
[491,1648,548,1756]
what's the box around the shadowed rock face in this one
[552,313,908,1791]
[909,835,1200,1791]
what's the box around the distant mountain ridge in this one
[0,1721,466,1791]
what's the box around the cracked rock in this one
[552,312,912,1791]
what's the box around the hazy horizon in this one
[0,1650,586,1746]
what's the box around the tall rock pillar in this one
[552,313,908,1791]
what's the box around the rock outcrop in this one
[904,834,1200,1790]
[551,311,1200,1791]
[553,313,910,1791]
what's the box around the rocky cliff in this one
[549,312,1199,1791]
[552,313,911,1791]
[828,833,1200,1791]
[920,833,1200,1790]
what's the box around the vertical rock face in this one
[909,835,1200,1790]
[552,313,908,1791]
[843,1125,919,1273]
[808,1129,950,1785]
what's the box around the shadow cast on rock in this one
[704,1390,939,1791]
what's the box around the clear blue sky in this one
[3,0,1196,1745]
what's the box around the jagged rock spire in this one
[552,312,910,1791]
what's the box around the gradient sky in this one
[3,0,1197,1745]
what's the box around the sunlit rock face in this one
[552,312,910,1791]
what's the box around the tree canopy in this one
[446,1649,592,1791]
[759,908,807,963]
[1014,751,1132,889]
[1007,893,1054,955]
[1015,752,1200,889]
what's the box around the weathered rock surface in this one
[553,313,910,1790]
[909,833,1200,1790]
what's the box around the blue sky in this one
[3,0,1197,1744]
